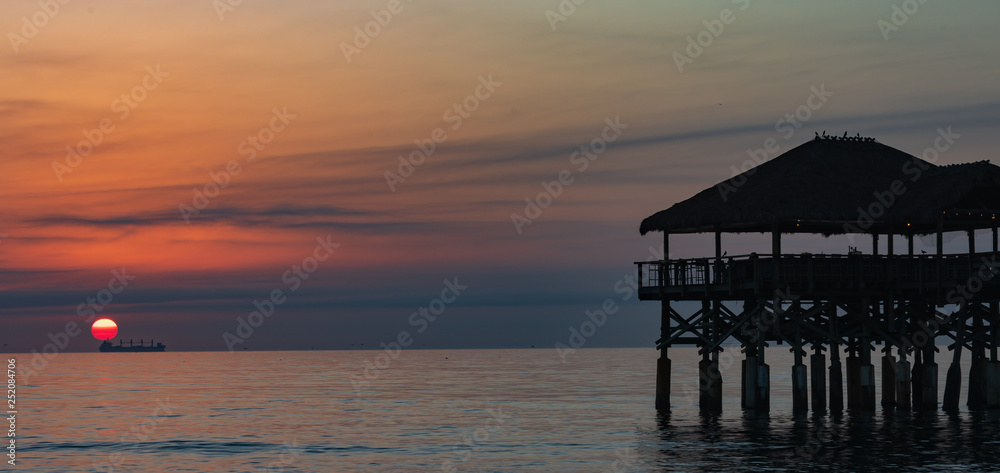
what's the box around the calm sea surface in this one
[9,347,1000,472]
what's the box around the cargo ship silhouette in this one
[99,339,166,352]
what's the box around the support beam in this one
[942,344,962,411]
[811,347,826,412]
[699,353,722,413]
[896,346,911,410]
[756,362,770,412]
[754,308,769,412]
[829,309,844,412]
[792,363,808,412]
[846,349,859,410]
[921,346,938,410]
[859,327,876,410]
[912,349,923,409]
[882,353,896,408]
[986,360,1000,409]
[655,233,671,411]
[743,352,757,410]
[792,331,807,413]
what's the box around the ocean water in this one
[9,347,1000,472]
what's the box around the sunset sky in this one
[2,0,1000,352]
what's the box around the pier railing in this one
[637,252,1000,300]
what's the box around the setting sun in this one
[91,318,118,341]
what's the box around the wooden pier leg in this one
[830,343,844,412]
[969,306,986,410]
[986,360,1000,409]
[792,331,807,413]
[912,349,924,409]
[859,333,876,410]
[655,293,671,410]
[968,356,985,410]
[699,352,723,413]
[756,362,770,412]
[943,344,962,412]
[792,363,808,413]
[655,350,671,410]
[882,352,896,409]
[711,350,723,412]
[811,347,826,412]
[699,354,711,411]
[921,346,938,410]
[896,346,911,410]
[743,352,757,410]
[846,349,859,410]
[991,301,1000,408]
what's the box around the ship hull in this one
[99,342,166,352]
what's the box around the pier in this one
[637,136,1000,412]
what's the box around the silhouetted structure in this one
[637,136,1000,413]
[99,338,166,352]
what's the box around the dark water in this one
[9,347,1000,472]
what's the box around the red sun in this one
[91,318,118,340]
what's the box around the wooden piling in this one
[846,351,859,409]
[896,347,911,410]
[756,362,770,412]
[792,363,808,412]
[921,347,938,410]
[986,360,1000,409]
[811,349,826,412]
[911,349,924,409]
[655,354,671,410]
[699,353,723,413]
[830,342,844,412]
[743,354,757,410]
[943,345,962,411]
[881,353,896,408]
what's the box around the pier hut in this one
[636,135,1000,412]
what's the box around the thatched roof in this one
[639,137,1000,235]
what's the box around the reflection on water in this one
[646,409,1000,472]
[11,347,1000,472]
